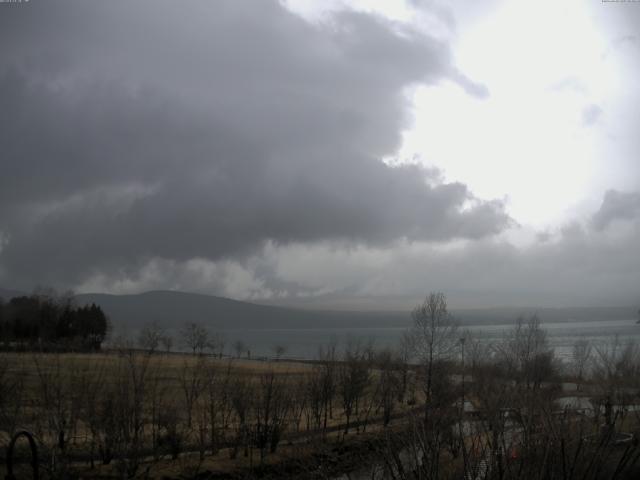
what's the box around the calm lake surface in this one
[213,318,640,360]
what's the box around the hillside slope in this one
[76,290,410,330]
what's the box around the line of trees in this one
[0,290,109,351]
[376,293,640,480]
[1,292,639,479]
[0,330,415,478]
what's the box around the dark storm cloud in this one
[0,0,509,289]
[592,190,640,231]
[255,188,640,309]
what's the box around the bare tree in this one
[395,337,412,404]
[572,337,592,387]
[181,322,209,355]
[229,377,252,459]
[407,292,458,420]
[317,341,337,433]
[497,314,555,390]
[206,331,225,357]
[158,405,185,460]
[338,340,371,434]
[179,356,206,428]
[288,374,308,433]
[465,332,494,374]
[203,359,234,456]
[0,352,25,436]
[160,334,174,353]
[74,357,109,469]
[147,357,169,460]
[115,349,153,477]
[374,349,401,427]
[31,353,82,475]
[252,370,291,460]
[592,337,640,427]
[233,340,246,358]
[272,344,287,360]
[137,321,164,353]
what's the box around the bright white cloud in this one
[394,0,616,228]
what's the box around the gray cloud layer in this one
[592,190,640,231]
[0,0,509,290]
[254,189,640,309]
[73,186,640,308]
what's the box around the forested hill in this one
[74,290,411,330]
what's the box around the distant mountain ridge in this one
[0,288,26,301]
[74,290,411,330]
[1,287,637,330]
[73,291,640,331]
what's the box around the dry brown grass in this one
[0,350,420,479]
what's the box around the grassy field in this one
[0,349,419,479]
[4,337,640,480]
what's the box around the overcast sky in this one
[0,0,638,309]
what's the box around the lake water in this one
[212,318,640,361]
